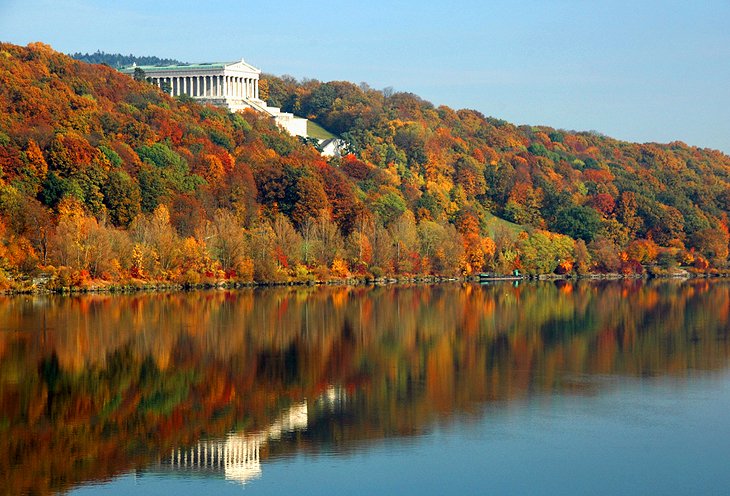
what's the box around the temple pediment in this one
[224,59,261,74]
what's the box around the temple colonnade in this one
[149,74,259,99]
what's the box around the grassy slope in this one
[483,212,524,237]
[307,120,337,140]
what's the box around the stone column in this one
[254,79,259,99]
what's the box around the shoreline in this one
[2,271,727,296]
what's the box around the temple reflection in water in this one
[158,386,343,485]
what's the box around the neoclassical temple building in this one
[121,59,308,137]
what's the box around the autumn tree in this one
[554,206,602,242]
[389,211,419,273]
[691,227,729,267]
[208,209,247,273]
[129,204,180,277]
[272,213,302,268]
[248,222,278,281]
[102,170,141,226]
[518,230,574,275]
[309,212,345,267]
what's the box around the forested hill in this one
[0,42,727,290]
[70,50,184,68]
[261,75,730,270]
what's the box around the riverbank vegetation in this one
[0,42,728,292]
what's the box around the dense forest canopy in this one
[0,42,728,290]
[70,50,185,68]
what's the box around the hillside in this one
[0,42,728,290]
[262,76,730,271]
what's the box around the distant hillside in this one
[262,75,730,271]
[0,42,727,291]
[70,50,185,68]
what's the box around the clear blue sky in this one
[2,0,729,153]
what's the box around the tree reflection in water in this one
[0,280,728,494]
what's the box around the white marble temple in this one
[121,59,308,138]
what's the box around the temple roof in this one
[120,59,260,74]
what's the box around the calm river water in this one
[1,280,729,495]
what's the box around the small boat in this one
[479,271,525,282]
